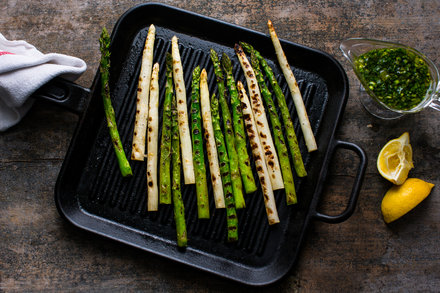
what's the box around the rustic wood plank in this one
[1,0,439,291]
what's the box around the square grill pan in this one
[42,3,367,286]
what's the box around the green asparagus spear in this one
[212,51,257,195]
[240,42,307,177]
[172,95,187,247]
[190,66,210,219]
[250,51,297,205]
[159,53,173,204]
[99,27,132,177]
[210,93,238,242]
[208,54,245,209]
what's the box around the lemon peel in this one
[381,178,434,223]
[377,132,414,185]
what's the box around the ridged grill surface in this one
[75,25,329,267]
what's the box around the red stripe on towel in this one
[0,51,14,56]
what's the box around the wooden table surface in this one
[1,1,439,291]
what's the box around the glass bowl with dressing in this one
[340,38,440,119]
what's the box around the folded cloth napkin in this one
[0,33,87,131]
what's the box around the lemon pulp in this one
[377,132,414,185]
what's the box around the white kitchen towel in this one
[0,33,87,131]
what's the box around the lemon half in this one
[377,132,414,185]
[381,178,434,223]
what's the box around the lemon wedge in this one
[377,132,414,185]
[381,178,434,223]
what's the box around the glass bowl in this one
[340,38,440,119]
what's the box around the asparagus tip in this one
[192,65,201,78]
[240,41,253,55]
[221,53,232,72]
[100,26,108,37]
[250,52,260,70]
[99,27,110,49]
[166,52,173,68]
[210,48,217,58]
[233,43,242,53]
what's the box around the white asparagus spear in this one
[234,44,284,190]
[267,20,317,152]
[172,36,195,184]
[132,24,156,161]
[200,69,225,209]
[238,81,279,225]
[147,63,160,211]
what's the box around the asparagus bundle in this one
[209,51,245,209]
[190,66,210,218]
[234,44,284,190]
[159,53,173,204]
[211,93,238,241]
[172,95,188,247]
[240,42,307,177]
[99,27,132,177]
[267,20,317,152]
[172,36,195,184]
[132,24,156,161]
[212,50,257,195]
[250,53,297,205]
[200,68,225,209]
[237,81,279,225]
[147,63,160,211]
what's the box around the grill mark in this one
[82,33,320,262]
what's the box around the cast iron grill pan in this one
[40,3,367,286]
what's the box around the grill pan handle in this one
[312,140,367,223]
[33,77,90,115]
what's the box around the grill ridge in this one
[77,25,326,262]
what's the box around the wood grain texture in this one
[1,0,439,291]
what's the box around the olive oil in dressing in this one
[355,48,431,111]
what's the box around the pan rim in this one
[54,2,353,287]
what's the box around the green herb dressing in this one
[355,48,431,110]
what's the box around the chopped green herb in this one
[355,48,431,110]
